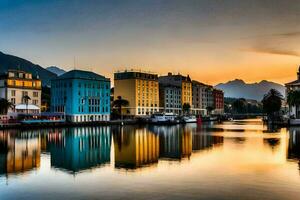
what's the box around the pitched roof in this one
[55,70,109,81]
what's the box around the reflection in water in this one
[47,127,111,173]
[0,130,40,175]
[288,128,300,169]
[264,138,280,151]
[113,126,159,169]
[150,125,192,160]
[3,120,300,200]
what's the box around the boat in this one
[150,113,179,124]
[183,115,197,123]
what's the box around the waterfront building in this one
[158,73,192,114]
[0,70,41,115]
[159,84,181,114]
[114,70,159,116]
[51,70,110,122]
[192,81,210,115]
[285,67,300,121]
[213,88,224,115]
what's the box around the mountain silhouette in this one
[46,66,66,76]
[0,51,57,86]
[215,79,285,101]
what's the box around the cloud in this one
[243,47,300,57]
[241,31,300,40]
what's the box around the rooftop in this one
[54,70,109,81]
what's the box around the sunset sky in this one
[1,0,300,85]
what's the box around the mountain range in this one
[215,79,285,101]
[0,51,286,100]
[0,51,57,86]
[46,66,66,76]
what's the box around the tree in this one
[0,98,14,115]
[262,89,283,120]
[232,98,247,114]
[182,103,191,115]
[206,106,214,116]
[112,96,129,119]
[287,90,300,118]
[22,95,31,114]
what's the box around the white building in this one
[0,70,42,115]
[285,66,300,124]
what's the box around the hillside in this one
[0,51,57,86]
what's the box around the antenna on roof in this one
[73,56,76,70]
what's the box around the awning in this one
[15,104,40,110]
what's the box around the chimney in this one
[298,66,300,80]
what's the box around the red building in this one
[213,89,224,114]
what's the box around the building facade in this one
[213,89,224,115]
[0,70,41,114]
[114,70,159,116]
[51,70,110,122]
[192,81,215,116]
[159,84,181,114]
[285,67,300,119]
[158,73,192,114]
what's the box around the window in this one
[33,91,38,97]
[11,90,16,96]
[11,98,15,104]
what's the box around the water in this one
[1,119,300,200]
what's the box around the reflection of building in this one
[114,127,159,169]
[0,70,42,114]
[114,70,159,116]
[155,126,192,160]
[47,127,111,173]
[0,131,40,175]
[192,134,223,151]
[51,70,111,122]
[288,128,300,160]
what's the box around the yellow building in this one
[114,70,159,116]
[182,80,192,106]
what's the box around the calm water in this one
[1,119,300,200]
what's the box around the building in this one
[213,89,224,115]
[0,70,41,115]
[114,70,159,116]
[285,67,300,120]
[51,70,110,122]
[192,81,216,116]
[159,84,181,114]
[158,73,192,114]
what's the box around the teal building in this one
[51,70,110,122]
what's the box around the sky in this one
[0,0,300,85]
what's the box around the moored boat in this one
[183,115,197,123]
